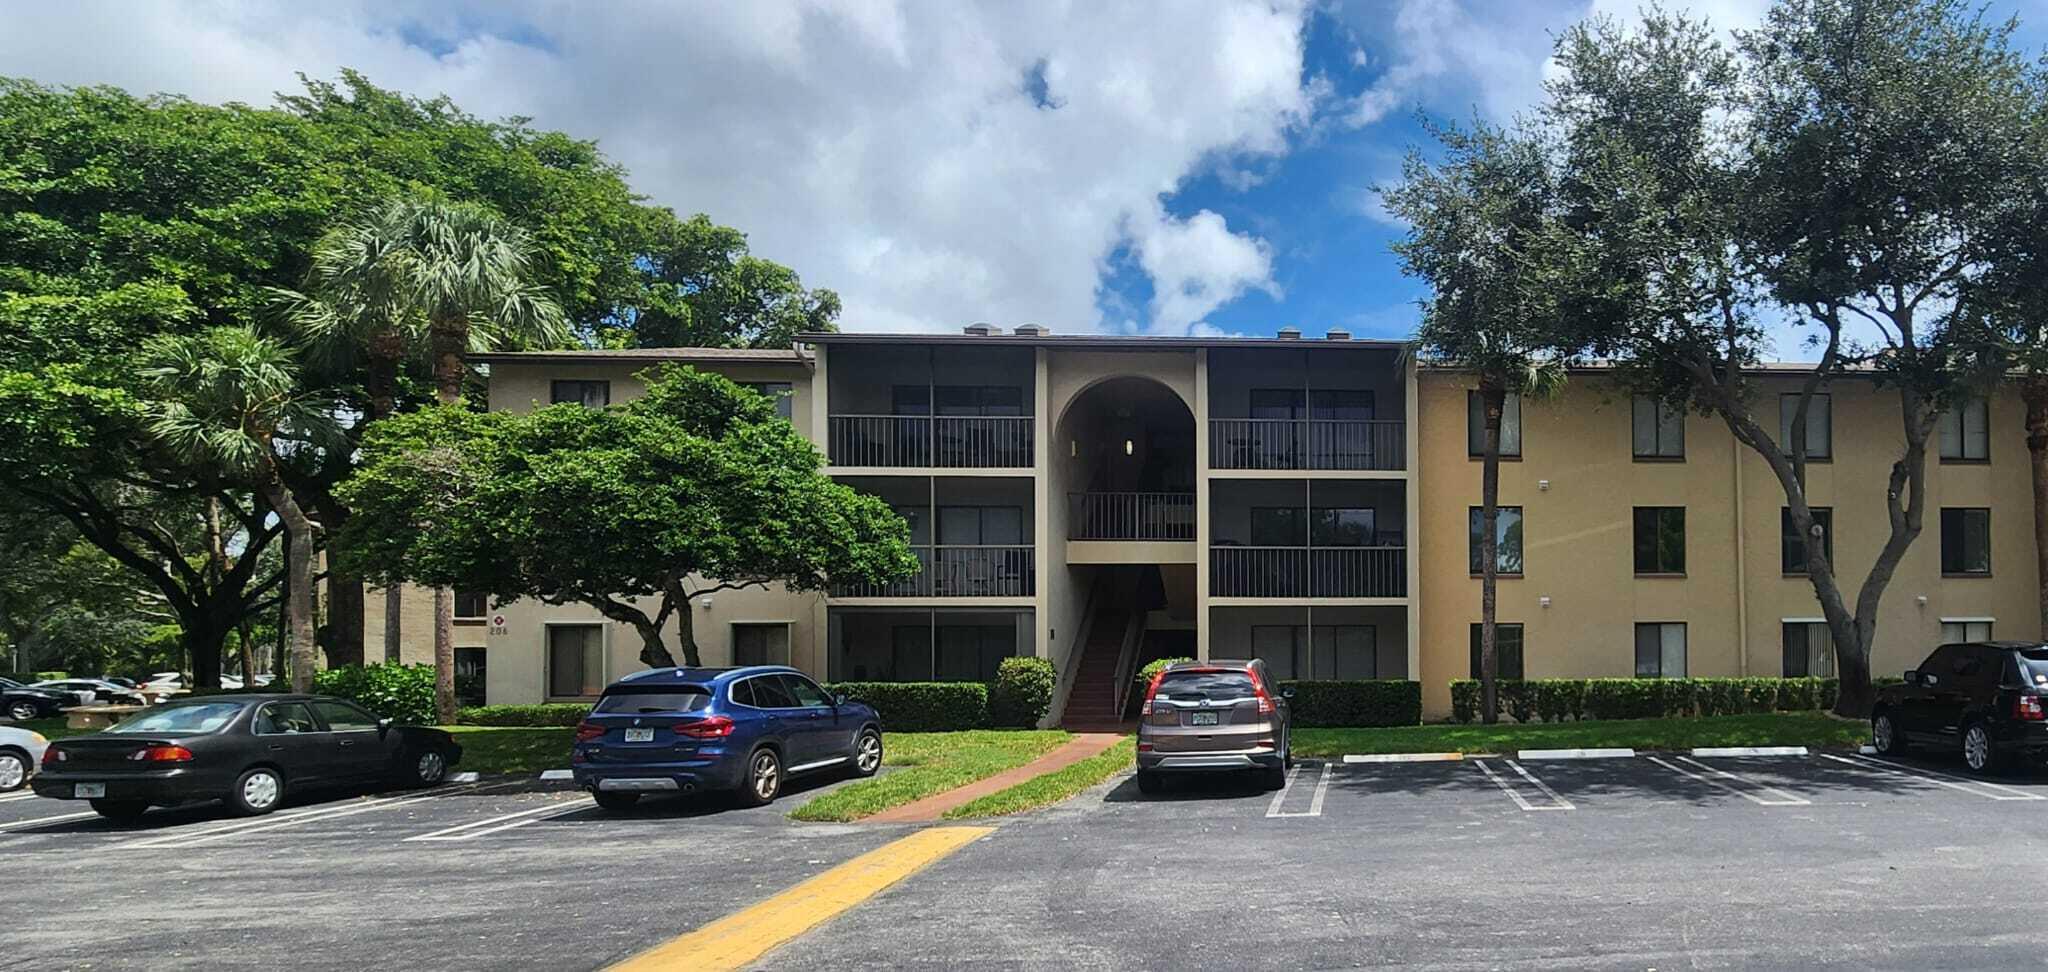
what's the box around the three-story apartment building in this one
[372,326,2041,721]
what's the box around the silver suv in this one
[1135,660,1292,794]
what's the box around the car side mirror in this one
[1903,669,1919,685]
[832,694,849,707]
[378,718,394,731]
[1280,687,1296,700]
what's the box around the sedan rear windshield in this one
[1155,671,1256,702]
[2015,649,2048,685]
[593,688,713,715]
[103,703,244,734]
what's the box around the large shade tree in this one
[337,366,920,680]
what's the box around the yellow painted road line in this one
[610,825,994,972]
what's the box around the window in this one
[1634,622,1687,678]
[1781,621,1835,677]
[1250,625,1303,680]
[594,687,711,715]
[1780,508,1833,573]
[1778,393,1832,460]
[732,623,790,667]
[740,381,795,420]
[1310,389,1375,420]
[313,700,380,732]
[891,385,930,415]
[1311,508,1377,546]
[1250,625,1377,680]
[1467,506,1524,574]
[255,702,318,735]
[1941,619,1994,644]
[1632,507,1686,574]
[1468,624,1526,680]
[933,386,1024,416]
[546,625,604,699]
[1940,508,1992,575]
[935,625,1016,682]
[1938,397,1989,461]
[1631,396,1684,459]
[937,506,1024,545]
[455,647,486,707]
[1250,507,1307,546]
[1250,388,1304,419]
[454,590,488,620]
[778,674,832,708]
[550,380,610,408]
[889,625,935,681]
[743,674,799,708]
[1467,392,1522,457]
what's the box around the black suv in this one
[1872,641,2048,773]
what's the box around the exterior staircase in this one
[1060,604,1133,730]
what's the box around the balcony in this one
[1209,545,1407,598]
[828,415,1033,468]
[834,545,1036,598]
[1067,492,1195,540]
[1208,419,1405,471]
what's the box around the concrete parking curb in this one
[1517,748,1635,760]
[1342,753,1463,763]
[1691,747,1807,758]
[539,769,573,781]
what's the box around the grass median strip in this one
[445,726,572,776]
[789,730,1070,823]
[944,737,1136,819]
[1294,712,1869,759]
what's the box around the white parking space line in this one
[1825,754,2047,801]
[1691,747,1808,758]
[1343,752,1463,764]
[1517,748,1635,760]
[1650,756,1811,806]
[115,781,518,850]
[0,809,100,833]
[1264,763,1331,819]
[1473,759,1573,811]
[406,798,596,841]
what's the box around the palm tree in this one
[1382,120,1582,724]
[142,327,337,693]
[289,196,568,722]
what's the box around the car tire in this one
[1872,710,1908,756]
[1962,722,2007,775]
[6,701,39,722]
[737,747,782,807]
[226,767,285,817]
[851,728,883,778]
[0,749,27,792]
[404,748,450,789]
[592,791,641,812]
[1263,764,1288,791]
[1136,770,1164,795]
[90,799,149,824]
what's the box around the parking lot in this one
[8,748,2048,969]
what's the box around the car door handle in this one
[338,740,355,748]
[268,744,284,751]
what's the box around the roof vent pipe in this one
[963,322,999,336]
[1326,327,1352,341]
[1013,323,1048,336]
[1276,326,1302,340]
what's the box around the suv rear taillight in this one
[130,744,193,763]
[1253,680,1276,716]
[42,747,65,769]
[574,722,607,743]
[675,715,735,739]
[2017,695,2046,722]
[1138,670,1167,717]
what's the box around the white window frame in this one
[1939,617,1995,644]
[1937,397,1989,461]
[1778,392,1832,460]
[1631,396,1684,459]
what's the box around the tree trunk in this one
[324,573,365,669]
[384,585,404,664]
[184,616,228,691]
[671,598,699,668]
[349,342,398,667]
[2027,379,2048,640]
[259,475,319,695]
[428,320,467,725]
[1478,380,1505,725]
[635,617,680,669]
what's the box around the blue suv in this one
[571,666,883,810]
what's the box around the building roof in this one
[794,330,1410,351]
[470,347,813,367]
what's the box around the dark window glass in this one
[1780,622,1835,677]
[1632,507,1686,574]
[594,688,712,715]
[891,385,931,415]
[1250,389,1305,419]
[1312,508,1376,546]
[103,703,243,734]
[732,624,789,667]
[1154,670,1256,702]
[1468,624,1525,679]
[1631,396,1684,459]
[728,679,755,708]
[1781,508,1833,573]
[1778,393,1832,460]
[929,386,1025,416]
[313,700,380,731]
[1467,507,1524,574]
[778,675,831,708]
[890,625,934,681]
[745,675,799,709]
[935,625,1014,682]
[454,590,488,620]
[937,506,1024,545]
[1634,623,1687,678]
[1250,507,1306,546]
[1309,389,1375,420]
[455,647,487,707]
[550,380,610,408]
[255,703,319,735]
[740,382,795,420]
[1938,398,1989,460]
[1467,391,1522,457]
[1940,508,1992,574]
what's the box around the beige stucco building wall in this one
[1414,371,2044,719]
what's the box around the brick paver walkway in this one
[864,732,1128,823]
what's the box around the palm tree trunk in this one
[1478,380,1506,725]
[258,473,319,694]
[2027,378,2048,638]
[428,319,467,723]
[365,344,404,666]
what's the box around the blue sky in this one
[3,1,2046,348]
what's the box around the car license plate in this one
[623,728,655,742]
[74,783,105,799]
[1189,711,1219,726]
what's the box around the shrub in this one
[313,664,437,724]
[1448,675,1895,723]
[1281,680,1420,727]
[988,657,1057,728]
[458,703,591,727]
[1135,657,1196,690]
[828,681,990,732]
[1450,679,1478,723]
[1533,679,1585,723]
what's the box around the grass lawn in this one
[1292,712,1870,758]
[945,737,1136,819]
[789,729,1071,822]
[445,726,573,775]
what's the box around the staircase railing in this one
[1109,610,1145,721]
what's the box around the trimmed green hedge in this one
[989,657,1057,728]
[828,682,991,732]
[1449,676,1905,723]
[458,703,591,727]
[1281,680,1421,727]
[314,664,436,725]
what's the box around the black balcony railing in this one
[1208,418,1405,471]
[828,415,1033,467]
[1209,545,1407,597]
[1067,492,1195,540]
[833,545,1036,597]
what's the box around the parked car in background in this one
[31,679,147,708]
[572,666,884,811]
[139,673,185,694]
[33,694,463,822]
[1135,659,1293,794]
[2,683,70,722]
[0,726,50,792]
[99,677,139,690]
[1873,641,2048,774]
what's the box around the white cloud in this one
[0,0,1318,336]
